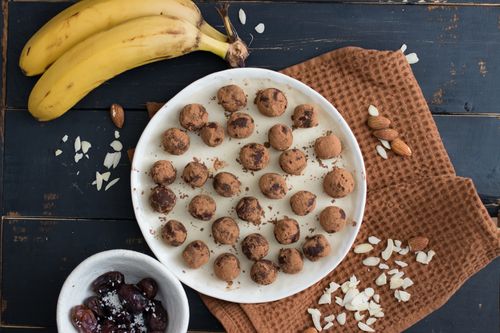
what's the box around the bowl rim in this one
[56,249,190,332]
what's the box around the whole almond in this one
[110,103,125,128]
[373,128,398,141]
[408,236,429,252]
[367,116,391,130]
[391,138,412,157]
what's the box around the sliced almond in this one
[380,139,391,150]
[402,277,414,289]
[110,140,123,152]
[381,239,394,261]
[395,260,408,268]
[391,137,412,157]
[416,251,428,264]
[362,257,380,267]
[255,23,265,34]
[110,103,125,128]
[408,236,429,252]
[426,250,436,264]
[375,273,387,286]
[367,116,391,130]
[376,145,388,159]
[366,317,376,326]
[378,263,389,270]
[318,292,331,305]
[324,314,335,322]
[368,105,379,117]
[323,322,334,330]
[74,136,81,152]
[368,236,381,245]
[238,8,247,25]
[358,322,375,332]
[390,277,404,289]
[55,149,62,156]
[354,243,374,254]
[336,313,346,325]
[373,128,399,141]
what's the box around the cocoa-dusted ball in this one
[150,186,176,214]
[161,220,187,246]
[236,196,264,225]
[188,194,216,221]
[279,149,307,175]
[241,233,269,261]
[290,191,317,216]
[212,217,239,245]
[182,161,209,188]
[323,167,355,198]
[302,234,331,262]
[314,134,342,159]
[217,85,247,112]
[292,104,319,128]
[274,217,300,244]
[268,124,293,151]
[200,122,225,147]
[150,160,176,186]
[319,206,347,233]
[214,253,240,282]
[227,112,255,139]
[259,173,287,199]
[182,240,210,269]
[254,88,287,117]
[278,248,304,274]
[179,103,208,131]
[250,260,278,285]
[239,143,270,171]
[213,172,241,197]
[162,128,190,155]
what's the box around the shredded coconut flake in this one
[381,239,394,261]
[368,105,379,117]
[416,251,428,264]
[358,322,375,332]
[105,178,120,191]
[318,292,331,305]
[323,321,334,330]
[368,236,381,245]
[62,135,68,143]
[104,152,115,169]
[400,43,408,53]
[74,136,81,152]
[378,263,389,270]
[399,246,410,255]
[354,243,374,254]
[324,314,335,322]
[101,172,111,182]
[110,140,123,152]
[426,250,436,264]
[395,260,408,268]
[114,130,120,139]
[307,308,322,332]
[74,153,83,163]
[81,141,92,154]
[95,172,103,191]
[375,273,387,286]
[373,294,380,303]
[380,139,391,150]
[255,23,265,34]
[336,313,346,325]
[362,257,380,267]
[112,152,121,169]
[366,317,377,326]
[390,277,404,290]
[55,149,62,156]
[402,277,414,289]
[376,145,388,159]
[239,8,247,25]
[406,52,419,64]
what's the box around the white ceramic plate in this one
[131,68,366,303]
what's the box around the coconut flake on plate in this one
[105,178,120,191]
[254,23,265,34]
[239,8,247,25]
[354,243,373,254]
[368,105,379,117]
[368,236,381,245]
[55,149,62,157]
[381,239,394,261]
[307,308,322,332]
[336,312,346,326]
[110,140,123,152]
[376,145,388,160]
[74,136,81,152]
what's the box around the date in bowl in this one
[57,249,189,333]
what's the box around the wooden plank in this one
[5,2,500,114]
[0,0,7,216]
[0,218,224,331]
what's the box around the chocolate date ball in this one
[290,191,317,216]
[150,160,176,186]
[319,206,347,233]
[274,217,300,244]
[162,128,190,155]
[217,84,247,112]
[292,104,319,128]
[314,134,342,159]
[302,234,331,262]
[227,112,255,139]
[236,196,264,225]
[254,88,288,117]
[250,260,278,285]
[161,220,187,246]
[182,240,210,269]
[279,149,307,175]
[188,195,216,221]
[214,253,241,282]
[241,233,269,261]
[150,186,176,214]
[278,248,304,274]
[212,217,239,245]
[268,124,293,151]
[182,161,209,188]
[323,167,355,198]
[200,122,225,147]
[179,103,208,131]
[213,172,241,197]
[259,173,287,199]
[239,143,270,171]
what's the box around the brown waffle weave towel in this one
[201,47,500,332]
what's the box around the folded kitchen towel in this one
[200,47,500,332]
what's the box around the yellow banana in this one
[28,15,248,121]
[19,0,226,76]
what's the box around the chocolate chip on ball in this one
[239,143,270,171]
[212,217,239,245]
[254,88,287,117]
[217,85,247,112]
[323,167,355,198]
[279,149,307,175]
[292,104,319,128]
[227,112,255,139]
[274,217,300,244]
[314,134,342,159]
[302,234,331,262]
[268,124,293,151]
[213,172,241,197]
[250,260,278,285]
[150,185,176,214]
[236,196,264,225]
[150,160,176,186]
[241,233,269,261]
[214,253,240,282]
[179,103,208,131]
[161,220,187,246]
[290,191,317,216]
[181,161,209,188]
[162,128,190,155]
[182,240,210,269]
[188,194,216,221]
[259,173,287,199]
[200,122,225,147]
[278,248,304,274]
[319,206,347,233]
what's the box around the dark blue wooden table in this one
[0,1,498,332]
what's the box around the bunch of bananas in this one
[20,0,248,121]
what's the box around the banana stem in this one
[200,21,228,42]
[216,4,238,43]
[199,34,248,68]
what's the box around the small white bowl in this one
[57,249,189,333]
